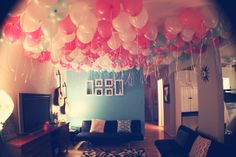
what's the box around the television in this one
[18,93,51,135]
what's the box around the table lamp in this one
[0,90,14,131]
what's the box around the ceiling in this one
[1,0,232,72]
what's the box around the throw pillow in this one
[189,136,211,157]
[89,119,105,133]
[175,129,189,148]
[117,120,131,132]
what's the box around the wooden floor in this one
[61,123,172,157]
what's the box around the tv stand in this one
[7,122,70,157]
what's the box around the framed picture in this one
[163,84,170,104]
[86,80,94,95]
[95,88,103,96]
[95,79,103,87]
[105,79,113,87]
[114,80,124,96]
[105,88,113,96]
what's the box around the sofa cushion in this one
[176,129,190,148]
[104,120,117,133]
[155,139,189,157]
[189,136,211,157]
[81,121,91,132]
[90,119,105,133]
[131,120,141,133]
[117,120,131,132]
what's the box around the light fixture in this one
[0,90,14,131]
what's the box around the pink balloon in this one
[96,0,120,20]
[97,20,112,39]
[164,29,177,41]
[123,0,143,16]
[76,38,88,49]
[59,16,76,34]
[135,23,148,35]
[64,38,77,54]
[135,35,150,49]
[25,27,42,45]
[195,22,209,38]
[174,37,185,48]
[37,51,51,62]
[3,16,22,42]
[180,8,203,31]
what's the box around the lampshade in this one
[0,90,14,130]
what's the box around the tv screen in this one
[18,93,51,134]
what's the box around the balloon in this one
[64,38,77,52]
[20,12,41,32]
[172,51,182,58]
[35,0,57,8]
[61,32,75,43]
[144,23,158,40]
[26,1,49,23]
[41,18,58,38]
[3,17,22,42]
[195,22,209,38]
[97,20,112,39]
[112,11,131,33]
[96,0,120,20]
[76,38,87,49]
[135,35,150,49]
[37,51,51,62]
[180,8,203,31]
[70,1,90,26]
[9,0,30,16]
[49,1,68,21]
[129,8,148,29]
[201,5,219,28]
[25,27,42,46]
[181,28,195,42]
[77,28,94,44]
[165,16,182,34]
[163,29,177,41]
[119,27,136,42]
[123,0,143,16]
[107,32,122,50]
[59,16,76,35]
[79,12,97,34]
[174,37,185,48]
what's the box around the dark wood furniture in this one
[7,122,70,157]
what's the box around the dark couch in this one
[155,125,230,157]
[76,120,143,144]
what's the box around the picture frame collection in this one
[86,79,124,96]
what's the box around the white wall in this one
[0,41,61,130]
[222,66,236,89]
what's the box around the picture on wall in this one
[114,80,124,96]
[86,80,94,95]
[105,88,113,96]
[95,88,103,96]
[105,79,113,87]
[95,79,103,87]
[163,84,170,103]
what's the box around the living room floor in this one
[61,123,172,157]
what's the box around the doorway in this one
[157,79,164,127]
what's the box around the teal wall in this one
[67,68,145,132]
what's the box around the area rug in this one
[81,148,146,157]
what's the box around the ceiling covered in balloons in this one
[1,0,230,72]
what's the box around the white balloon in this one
[35,0,57,8]
[41,18,58,38]
[107,32,122,50]
[129,8,149,29]
[9,0,31,16]
[144,23,158,40]
[181,29,195,42]
[201,5,219,28]
[79,12,97,34]
[112,11,131,33]
[69,1,90,26]
[61,32,75,43]
[26,1,49,23]
[119,28,136,42]
[76,28,94,44]
[20,12,41,32]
